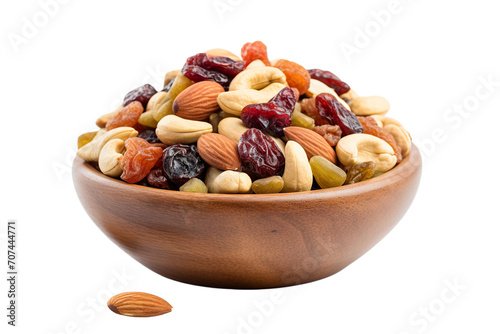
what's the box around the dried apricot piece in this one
[241,41,271,68]
[106,101,144,131]
[357,116,402,163]
[273,59,311,96]
[120,137,163,184]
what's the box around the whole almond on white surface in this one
[107,292,172,317]
[173,81,224,121]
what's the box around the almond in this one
[107,292,172,317]
[173,81,224,121]
[197,133,241,171]
[283,126,337,163]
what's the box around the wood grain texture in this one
[73,144,422,289]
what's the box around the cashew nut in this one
[217,83,286,116]
[305,79,351,111]
[218,117,285,153]
[282,141,313,193]
[146,91,168,112]
[156,115,212,145]
[229,67,287,91]
[98,139,125,177]
[246,59,266,69]
[205,48,242,61]
[350,96,390,116]
[205,167,252,194]
[77,127,138,162]
[340,89,359,104]
[371,115,412,157]
[336,134,397,173]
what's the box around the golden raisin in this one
[344,161,376,185]
[120,137,163,184]
[357,116,402,163]
[313,125,342,146]
[301,98,329,126]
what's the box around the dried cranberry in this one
[137,129,161,143]
[181,53,244,90]
[240,88,295,137]
[238,129,285,179]
[162,144,206,186]
[123,84,157,107]
[185,53,244,77]
[315,93,363,135]
[147,168,173,189]
[308,69,350,96]
[182,65,230,89]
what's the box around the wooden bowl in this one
[73,144,421,289]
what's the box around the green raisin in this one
[251,176,284,194]
[291,103,314,129]
[179,178,208,193]
[309,156,346,189]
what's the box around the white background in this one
[1,0,499,333]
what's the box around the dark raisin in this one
[240,88,295,137]
[181,53,244,90]
[162,144,206,186]
[308,69,350,95]
[238,129,285,178]
[147,168,173,189]
[315,93,363,135]
[137,129,161,143]
[123,84,157,107]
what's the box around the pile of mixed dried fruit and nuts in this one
[77,41,412,194]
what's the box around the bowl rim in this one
[73,143,421,202]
